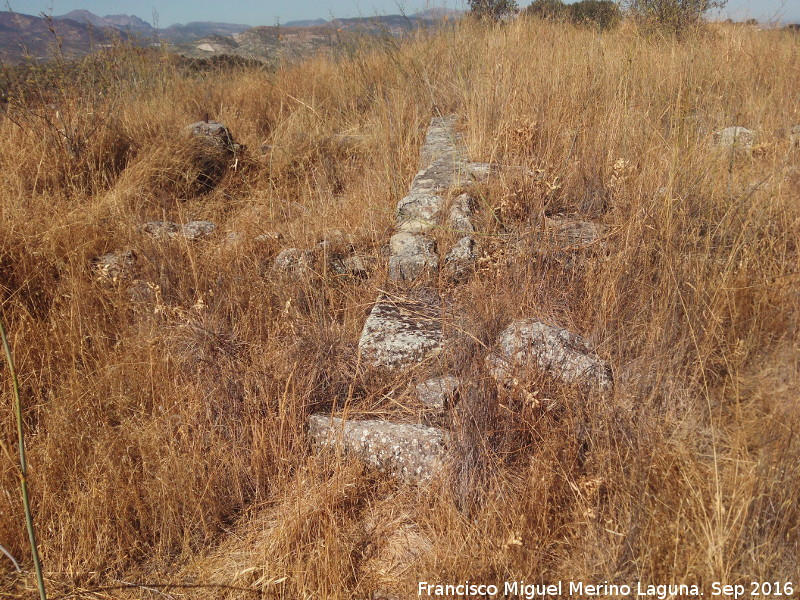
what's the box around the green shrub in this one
[525,0,568,19]
[468,0,519,20]
[624,0,728,33]
[567,0,623,29]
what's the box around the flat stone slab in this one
[388,232,438,281]
[308,415,448,483]
[396,192,442,233]
[488,319,613,392]
[92,250,136,282]
[418,115,466,167]
[712,126,755,151]
[358,293,442,369]
[416,375,460,412]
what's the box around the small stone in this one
[343,254,369,278]
[274,247,313,272]
[444,236,477,282]
[488,319,613,393]
[92,250,136,282]
[388,232,437,281]
[396,192,442,233]
[143,221,180,239]
[447,193,476,234]
[181,220,216,240]
[223,231,244,245]
[415,375,460,412]
[358,294,442,369]
[542,217,606,248]
[187,120,237,153]
[712,126,755,151]
[308,414,448,483]
[254,231,283,243]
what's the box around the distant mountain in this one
[58,9,153,32]
[0,11,119,63]
[284,18,328,27]
[0,7,464,65]
[161,21,252,43]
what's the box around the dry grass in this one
[1,17,798,599]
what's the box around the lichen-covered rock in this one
[254,231,283,244]
[444,236,477,282]
[396,192,442,233]
[418,114,465,167]
[712,126,755,151]
[488,319,613,392]
[187,120,240,153]
[343,254,369,278]
[92,250,136,282]
[416,375,460,412]
[358,294,442,369]
[143,221,180,239]
[308,414,448,483]
[448,193,476,234]
[181,220,216,240]
[274,247,313,272]
[388,232,437,281]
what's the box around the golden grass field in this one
[0,14,798,599]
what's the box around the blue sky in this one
[4,0,798,27]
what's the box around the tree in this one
[525,0,567,20]
[624,0,728,33]
[567,0,622,29]
[468,0,519,20]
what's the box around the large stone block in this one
[488,319,613,392]
[308,415,448,483]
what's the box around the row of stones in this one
[309,116,614,483]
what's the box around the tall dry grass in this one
[0,17,798,599]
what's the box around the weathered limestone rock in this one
[358,293,442,369]
[448,193,476,234]
[416,375,460,412]
[410,158,469,193]
[143,221,179,238]
[418,115,465,167]
[488,319,613,392]
[187,120,240,153]
[444,236,477,282]
[712,126,755,151]
[92,250,136,282]
[308,415,448,483]
[343,254,369,278]
[388,232,437,281]
[254,231,283,242]
[274,247,313,272]
[396,193,441,233]
[181,220,217,240]
[143,220,216,241]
